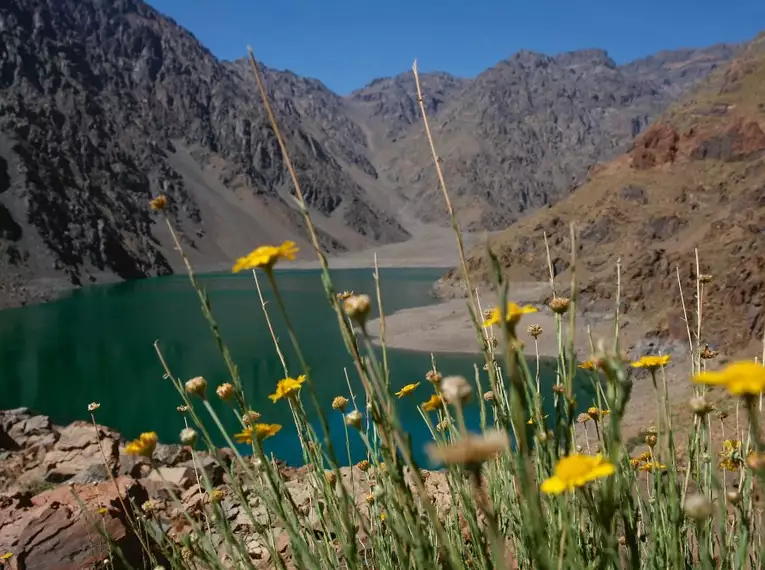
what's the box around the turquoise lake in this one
[0,268,590,466]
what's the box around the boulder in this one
[1,477,155,570]
[42,422,119,482]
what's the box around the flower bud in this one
[180,427,198,447]
[440,375,473,405]
[683,494,713,521]
[345,410,363,430]
[332,396,349,412]
[216,383,234,401]
[185,376,208,398]
[689,395,714,416]
[549,297,570,315]
[343,294,371,327]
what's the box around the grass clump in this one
[71,51,765,570]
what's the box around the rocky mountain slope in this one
[366,46,738,230]
[0,0,409,299]
[438,32,765,355]
[0,0,740,307]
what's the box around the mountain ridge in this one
[436,32,765,355]
[0,0,744,307]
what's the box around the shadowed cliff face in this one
[0,0,740,304]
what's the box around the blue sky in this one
[148,0,765,95]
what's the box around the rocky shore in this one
[0,408,456,570]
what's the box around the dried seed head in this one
[426,430,510,466]
[185,376,208,399]
[689,395,715,417]
[87,402,101,413]
[645,434,658,448]
[726,490,742,505]
[180,427,198,447]
[698,274,713,284]
[552,384,565,394]
[716,410,729,421]
[425,370,442,385]
[336,290,354,301]
[440,375,473,405]
[483,390,495,402]
[242,410,261,424]
[549,297,571,315]
[420,470,431,481]
[364,493,375,505]
[700,344,718,360]
[684,493,713,521]
[576,413,591,424]
[482,308,493,320]
[527,324,543,339]
[343,294,371,327]
[325,471,337,487]
[345,410,363,430]
[176,405,189,413]
[436,418,453,432]
[356,460,370,472]
[332,396,349,412]
[216,383,234,401]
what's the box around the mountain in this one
[0,0,740,306]
[437,33,765,355]
[0,0,409,295]
[365,45,738,230]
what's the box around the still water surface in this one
[0,268,590,466]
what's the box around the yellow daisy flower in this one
[234,423,282,444]
[694,360,765,396]
[124,432,158,458]
[630,355,671,371]
[421,394,443,412]
[232,241,299,273]
[482,302,537,328]
[395,382,420,398]
[540,454,615,495]
[269,375,307,403]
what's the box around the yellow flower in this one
[395,382,420,398]
[638,461,667,473]
[421,394,443,412]
[718,439,744,471]
[356,460,370,472]
[540,454,615,495]
[98,507,108,515]
[578,360,596,370]
[149,195,168,211]
[232,241,299,273]
[587,407,610,421]
[630,355,671,371]
[629,458,642,468]
[234,423,282,444]
[269,375,307,402]
[1,552,12,561]
[124,432,158,458]
[527,414,549,425]
[693,360,765,396]
[482,302,537,328]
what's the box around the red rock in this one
[2,477,152,570]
